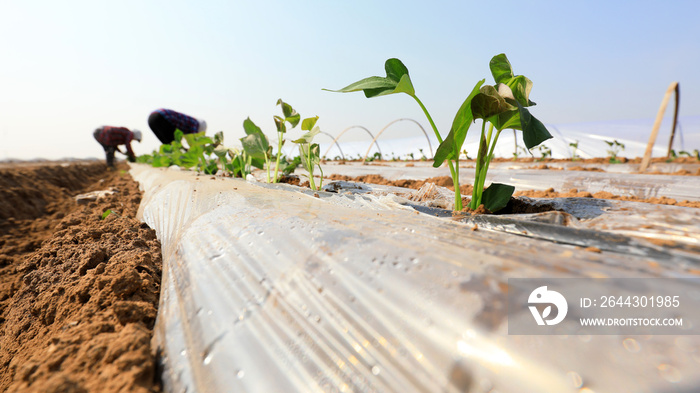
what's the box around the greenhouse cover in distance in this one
[311,116,700,161]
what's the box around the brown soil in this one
[514,188,700,208]
[328,174,700,208]
[0,161,162,392]
[567,166,605,172]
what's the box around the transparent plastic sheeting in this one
[318,161,700,202]
[130,164,700,393]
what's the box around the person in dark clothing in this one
[93,126,142,167]
[147,108,207,144]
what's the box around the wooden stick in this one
[639,81,679,172]
[665,83,680,158]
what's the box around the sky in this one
[0,0,698,160]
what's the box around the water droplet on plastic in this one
[238,308,251,321]
[566,371,583,388]
[180,350,187,356]
[371,366,380,375]
[623,338,640,353]
[236,369,245,379]
[203,355,212,365]
[313,315,321,323]
[257,230,264,235]
[674,336,695,352]
[658,363,682,383]
[411,258,419,264]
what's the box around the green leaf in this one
[481,183,515,212]
[276,99,301,129]
[184,132,213,148]
[309,143,320,166]
[179,151,199,168]
[101,209,118,220]
[292,126,320,144]
[243,117,263,136]
[282,155,302,175]
[433,131,455,168]
[471,85,516,120]
[433,79,485,167]
[489,54,514,84]
[241,133,269,160]
[174,129,184,142]
[203,160,219,175]
[250,156,265,170]
[213,131,224,145]
[277,99,294,118]
[516,103,552,149]
[274,116,286,133]
[301,116,319,131]
[506,75,535,107]
[488,110,521,131]
[385,58,410,82]
[324,58,415,98]
[490,54,535,107]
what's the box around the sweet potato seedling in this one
[326,54,552,211]
[240,118,275,182]
[605,140,625,163]
[292,116,323,191]
[273,99,301,182]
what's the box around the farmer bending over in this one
[148,108,207,145]
[93,126,142,167]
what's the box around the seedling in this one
[366,152,383,162]
[533,144,552,161]
[512,145,528,160]
[240,118,275,182]
[678,149,700,161]
[569,140,580,161]
[605,140,625,163]
[101,209,118,220]
[326,54,551,211]
[292,116,324,191]
[667,149,678,162]
[273,99,301,182]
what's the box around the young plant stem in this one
[245,154,252,177]
[475,127,502,207]
[412,95,462,210]
[470,121,491,210]
[318,165,324,189]
[412,96,442,144]
[265,154,271,183]
[273,132,283,182]
[305,148,317,191]
[453,159,461,210]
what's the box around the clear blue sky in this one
[1,0,698,160]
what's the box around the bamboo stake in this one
[665,83,680,158]
[639,81,679,172]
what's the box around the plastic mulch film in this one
[318,161,700,202]
[130,164,700,393]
